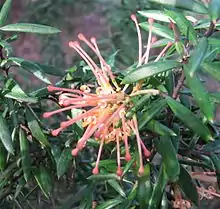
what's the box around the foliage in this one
[0,0,220,209]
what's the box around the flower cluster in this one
[43,14,172,176]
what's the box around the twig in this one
[205,21,215,38]
[172,71,185,99]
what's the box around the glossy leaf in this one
[139,22,174,40]
[147,119,177,136]
[0,23,61,34]
[149,166,168,209]
[9,57,51,84]
[0,113,14,154]
[165,9,197,44]
[139,99,167,130]
[187,37,208,76]
[210,92,220,104]
[34,166,52,198]
[0,142,7,170]
[96,199,123,209]
[107,180,126,197]
[123,60,180,83]
[138,10,174,23]
[4,79,37,103]
[177,165,199,206]
[208,0,220,22]
[202,61,220,82]
[33,62,65,77]
[184,65,214,122]
[88,173,120,181]
[156,136,180,182]
[19,128,31,182]
[149,0,208,14]
[26,109,50,147]
[57,147,72,178]
[0,0,12,26]
[166,96,213,141]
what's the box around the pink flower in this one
[43,14,172,176]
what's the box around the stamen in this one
[92,137,105,175]
[140,140,151,158]
[143,18,154,64]
[43,104,91,118]
[116,130,123,176]
[154,42,172,62]
[130,117,144,175]
[121,112,131,161]
[131,14,142,66]
[60,106,99,128]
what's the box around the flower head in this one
[43,14,172,176]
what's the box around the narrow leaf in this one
[96,199,123,209]
[166,96,213,141]
[26,109,50,147]
[0,142,7,170]
[123,60,180,83]
[107,180,126,197]
[149,0,208,14]
[0,113,14,154]
[0,0,12,26]
[202,61,220,82]
[19,128,31,182]
[184,65,214,122]
[34,166,52,198]
[156,136,180,182]
[139,22,174,40]
[165,9,197,44]
[139,99,167,130]
[0,23,61,34]
[208,0,220,22]
[178,165,199,206]
[57,147,72,178]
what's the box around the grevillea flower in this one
[43,14,173,176]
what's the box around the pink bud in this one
[71,148,79,156]
[92,167,99,175]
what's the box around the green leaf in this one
[138,10,174,23]
[149,0,208,14]
[35,62,65,76]
[210,92,220,103]
[96,199,123,209]
[166,96,213,141]
[0,142,7,170]
[210,154,220,189]
[57,147,72,178]
[0,113,14,154]
[156,136,180,182]
[0,0,12,26]
[9,57,51,84]
[147,119,177,136]
[187,37,208,76]
[139,99,167,130]
[165,9,197,44]
[184,65,215,122]
[26,109,50,147]
[0,23,61,34]
[34,166,52,198]
[137,165,152,208]
[149,166,168,209]
[4,79,37,103]
[19,128,31,182]
[208,0,220,22]
[126,95,151,119]
[202,62,220,82]
[123,60,180,84]
[107,180,126,197]
[87,173,120,181]
[139,22,174,40]
[0,40,12,56]
[178,165,199,206]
